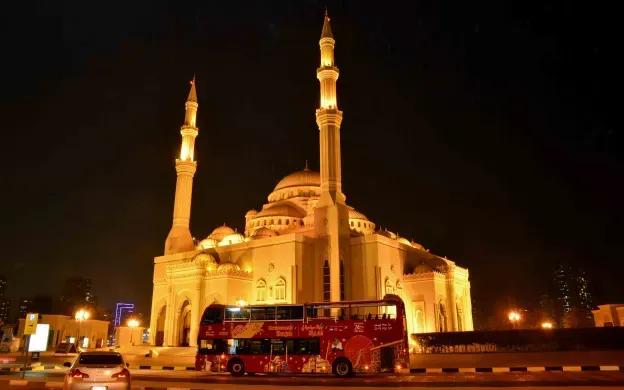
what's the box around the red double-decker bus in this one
[195,295,408,377]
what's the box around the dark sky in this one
[1,1,620,324]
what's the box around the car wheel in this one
[332,358,353,377]
[228,359,245,376]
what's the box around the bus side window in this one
[290,338,320,355]
[270,339,285,354]
[277,306,302,320]
[251,306,275,321]
[225,307,251,321]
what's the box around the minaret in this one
[314,11,350,303]
[164,78,199,255]
[316,10,345,205]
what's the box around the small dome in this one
[413,262,433,274]
[193,253,215,263]
[198,238,218,249]
[217,262,241,273]
[274,169,320,192]
[256,202,306,218]
[245,209,258,217]
[411,241,425,251]
[251,227,277,239]
[379,229,397,240]
[209,224,235,241]
[218,232,245,246]
[397,237,412,247]
[193,253,218,271]
[348,207,369,221]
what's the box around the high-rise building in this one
[0,277,10,324]
[60,277,95,315]
[0,299,10,324]
[552,264,594,327]
[0,277,6,296]
[149,12,474,347]
[18,298,33,320]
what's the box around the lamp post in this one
[507,310,521,329]
[75,309,90,350]
[127,319,140,346]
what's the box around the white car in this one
[63,352,130,390]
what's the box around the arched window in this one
[275,278,286,301]
[256,279,267,301]
[286,219,290,225]
[396,280,403,294]
[270,219,274,225]
[323,260,330,301]
[278,219,282,225]
[358,221,361,227]
[385,278,394,295]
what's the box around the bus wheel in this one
[228,359,245,376]
[332,358,353,377]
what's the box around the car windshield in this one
[78,354,123,365]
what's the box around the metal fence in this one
[412,327,624,353]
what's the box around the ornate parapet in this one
[208,262,253,280]
[403,269,446,281]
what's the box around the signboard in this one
[28,324,50,352]
[24,313,38,335]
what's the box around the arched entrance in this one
[155,305,166,346]
[178,300,191,346]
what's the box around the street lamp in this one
[507,310,521,329]
[541,321,554,329]
[127,319,140,346]
[74,309,90,350]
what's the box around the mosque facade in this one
[149,13,473,348]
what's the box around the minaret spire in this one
[164,77,200,255]
[321,9,333,39]
[187,75,197,102]
[314,11,350,305]
[316,9,344,202]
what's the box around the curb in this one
[131,365,196,371]
[0,365,62,372]
[410,365,624,373]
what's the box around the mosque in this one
[149,13,474,347]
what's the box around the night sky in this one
[1,1,620,324]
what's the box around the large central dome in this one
[273,168,320,191]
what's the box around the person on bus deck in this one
[367,313,372,320]
[382,313,387,320]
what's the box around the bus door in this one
[269,339,287,372]
[380,347,394,371]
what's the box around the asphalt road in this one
[0,381,623,390]
[2,370,624,388]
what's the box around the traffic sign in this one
[24,313,38,335]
